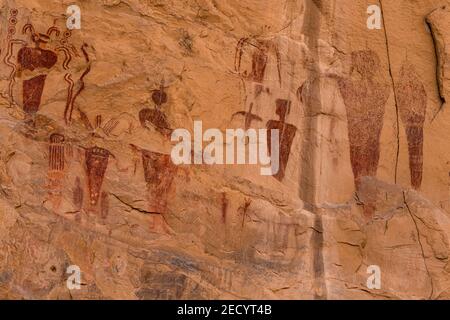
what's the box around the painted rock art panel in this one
[2,0,450,301]
[233,35,283,133]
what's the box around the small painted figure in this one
[266,99,297,181]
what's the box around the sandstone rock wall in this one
[0,0,450,299]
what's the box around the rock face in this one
[427,5,450,108]
[1,0,450,300]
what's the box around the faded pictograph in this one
[231,32,299,181]
[46,133,66,210]
[72,176,84,221]
[337,50,390,216]
[78,112,123,138]
[141,149,177,213]
[235,36,281,86]
[337,50,390,185]
[233,34,281,131]
[131,144,177,233]
[395,62,427,190]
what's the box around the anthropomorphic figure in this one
[337,50,390,186]
[395,62,427,190]
[266,99,297,181]
[337,50,390,216]
[139,80,172,138]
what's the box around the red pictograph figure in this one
[221,192,228,223]
[139,80,172,137]
[85,147,110,207]
[395,62,427,190]
[266,99,297,181]
[47,133,66,210]
[2,9,87,124]
[235,37,281,86]
[337,50,390,217]
[73,177,84,211]
[130,144,177,233]
[100,191,109,219]
[141,149,177,213]
[337,50,390,186]
[233,36,282,131]
[18,24,58,115]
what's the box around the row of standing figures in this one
[2,9,179,231]
[235,37,427,217]
[2,9,428,220]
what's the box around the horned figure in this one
[85,147,110,206]
[139,80,172,137]
[395,62,427,190]
[337,50,390,217]
[2,9,85,124]
[47,133,65,210]
[18,23,59,115]
[266,99,297,181]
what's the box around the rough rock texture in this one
[427,5,450,108]
[1,0,450,300]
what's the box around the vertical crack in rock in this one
[301,0,327,300]
[403,191,434,299]
[311,215,326,299]
[379,0,400,183]
[427,21,445,110]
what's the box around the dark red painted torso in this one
[18,46,57,71]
